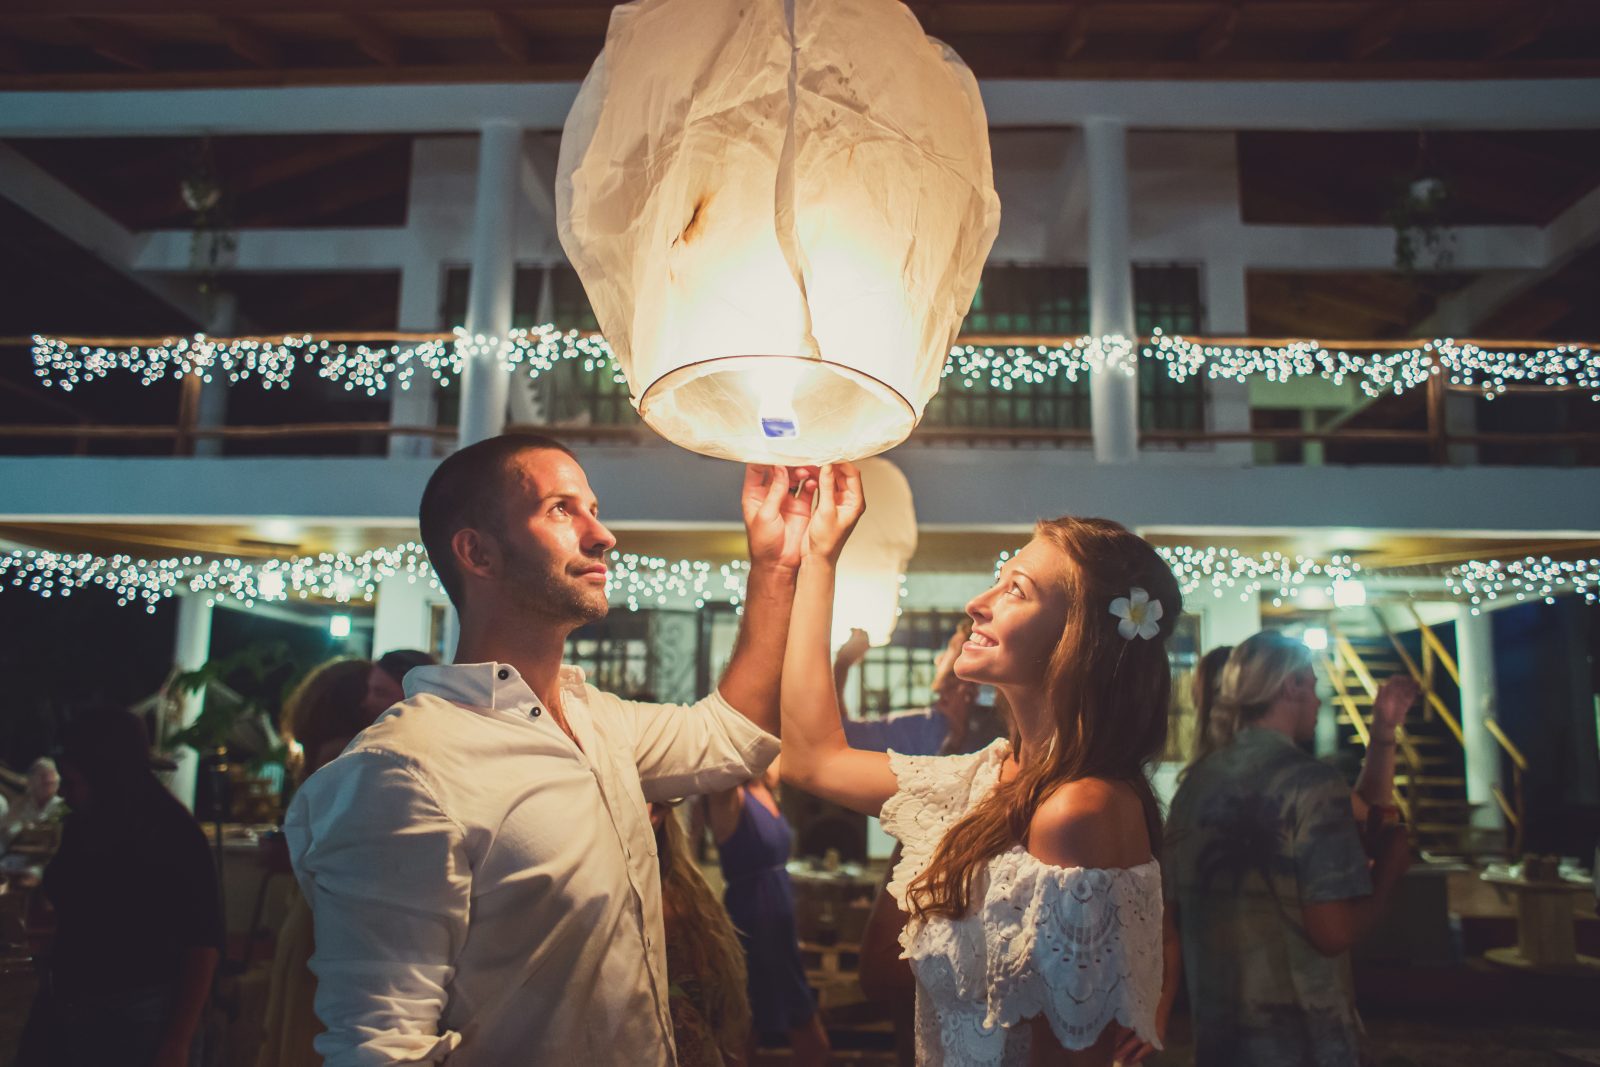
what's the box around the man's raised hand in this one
[742,464,817,572]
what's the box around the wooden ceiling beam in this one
[69,18,154,71]
[214,16,282,69]
[1194,2,1241,61]
[344,14,404,67]
[1345,0,1411,61]
[491,11,535,64]
[1057,4,1092,64]
[0,36,27,73]
[1483,0,1556,60]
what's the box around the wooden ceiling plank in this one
[344,13,403,67]
[214,15,282,69]
[1345,0,1410,61]
[69,17,155,72]
[1483,0,1557,60]
[1057,3,1092,64]
[0,36,27,73]
[1195,2,1241,60]
[491,11,535,64]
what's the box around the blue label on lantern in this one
[761,417,798,439]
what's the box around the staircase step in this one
[1395,776,1466,787]
[1412,797,1476,810]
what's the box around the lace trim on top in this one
[880,744,1164,1062]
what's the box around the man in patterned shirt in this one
[1165,632,1416,1067]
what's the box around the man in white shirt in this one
[286,433,812,1066]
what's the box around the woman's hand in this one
[804,463,865,564]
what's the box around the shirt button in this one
[530,707,541,718]
[497,668,510,680]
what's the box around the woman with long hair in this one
[1184,644,1234,771]
[780,464,1181,1066]
[650,800,751,1067]
[258,655,402,1067]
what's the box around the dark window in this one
[565,611,653,698]
[855,609,970,716]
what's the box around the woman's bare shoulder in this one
[1026,777,1152,870]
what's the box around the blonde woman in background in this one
[650,800,751,1067]
[1164,630,1418,1067]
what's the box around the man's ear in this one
[451,527,500,584]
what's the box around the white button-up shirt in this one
[285,662,780,1067]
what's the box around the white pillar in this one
[507,267,553,426]
[389,259,443,459]
[1201,254,1254,467]
[1456,603,1505,831]
[1085,118,1139,464]
[168,594,214,810]
[372,574,439,658]
[458,120,523,448]
[193,292,236,458]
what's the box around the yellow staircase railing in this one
[1375,604,1528,856]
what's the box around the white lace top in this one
[879,741,1164,1066]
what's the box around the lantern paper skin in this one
[557,0,1000,464]
[831,458,918,650]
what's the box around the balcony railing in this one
[4,331,1597,465]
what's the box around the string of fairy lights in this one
[30,328,1600,401]
[5,538,1594,616]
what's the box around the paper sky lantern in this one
[557,0,1000,464]
[832,458,918,650]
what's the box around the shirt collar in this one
[404,662,588,713]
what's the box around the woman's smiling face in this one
[955,538,1070,691]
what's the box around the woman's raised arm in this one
[779,464,900,817]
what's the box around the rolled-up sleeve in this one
[285,750,471,1066]
[606,687,781,801]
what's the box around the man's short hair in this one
[419,433,575,611]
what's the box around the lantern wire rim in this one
[637,353,918,464]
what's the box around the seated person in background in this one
[833,623,1004,757]
[704,760,830,1067]
[650,800,751,1067]
[21,705,222,1067]
[0,757,65,852]
[1165,631,1417,1067]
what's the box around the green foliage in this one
[166,640,302,768]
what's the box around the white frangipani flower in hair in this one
[1110,587,1164,641]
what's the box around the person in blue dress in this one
[705,760,830,1065]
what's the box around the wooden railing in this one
[5,332,1600,460]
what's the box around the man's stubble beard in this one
[502,541,610,627]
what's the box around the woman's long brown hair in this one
[656,806,751,1056]
[906,517,1181,921]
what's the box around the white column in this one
[1201,254,1254,466]
[458,119,523,448]
[1456,603,1505,831]
[1085,118,1139,464]
[372,574,439,658]
[193,292,236,458]
[168,594,214,810]
[389,259,443,459]
[507,266,552,426]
